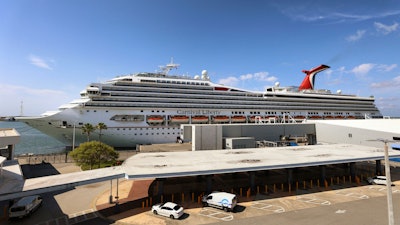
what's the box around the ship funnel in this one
[299,64,330,90]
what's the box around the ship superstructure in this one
[17,61,382,148]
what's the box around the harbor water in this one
[0,121,66,155]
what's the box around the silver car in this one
[151,202,184,219]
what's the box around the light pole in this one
[370,138,396,225]
[72,122,76,151]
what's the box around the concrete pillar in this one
[7,145,14,160]
[376,160,382,175]
[287,168,293,185]
[206,175,213,193]
[249,172,255,191]
[320,165,326,183]
[350,162,356,179]
[157,178,165,196]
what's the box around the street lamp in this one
[369,138,397,225]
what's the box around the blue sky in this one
[1,0,400,117]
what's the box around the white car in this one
[367,176,395,186]
[151,202,184,219]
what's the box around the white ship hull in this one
[17,63,382,149]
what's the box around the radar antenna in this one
[159,57,180,75]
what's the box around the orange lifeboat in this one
[212,115,230,123]
[309,115,322,119]
[147,115,164,124]
[170,115,190,123]
[231,116,247,123]
[294,115,306,120]
[191,115,209,123]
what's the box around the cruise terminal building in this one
[1,119,400,202]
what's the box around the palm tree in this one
[96,122,107,142]
[81,123,95,142]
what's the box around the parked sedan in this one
[151,202,184,219]
[367,176,395,186]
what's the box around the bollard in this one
[296,181,298,190]
[281,183,284,191]
[303,181,306,189]
[146,199,148,207]
[257,186,259,194]
[247,188,251,198]
[331,177,333,186]
[337,177,340,184]
[265,185,268,193]
[343,176,346,183]
[273,184,276,193]
[324,180,328,189]
[317,179,320,187]
[240,188,243,197]
[310,180,313,188]
[349,176,352,183]
[288,184,291,193]
[198,196,201,204]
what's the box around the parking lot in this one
[112,178,400,225]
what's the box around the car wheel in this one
[202,202,208,207]
[153,210,158,215]
[223,207,228,212]
[170,215,175,219]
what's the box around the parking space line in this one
[296,196,331,205]
[199,208,234,221]
[367,186,400,193]
[336,190,369,199]
[251,202,285,213]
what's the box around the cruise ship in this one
[17,61,382,148]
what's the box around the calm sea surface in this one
[0,121,66,155]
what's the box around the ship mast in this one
[159,57,180,75]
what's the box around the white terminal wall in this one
[311,119,400,148]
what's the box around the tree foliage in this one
[81,123,95,142]
[69,141,119,170]
[96,122,107,141]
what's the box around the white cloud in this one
[218,76,239,87]
[240,72,277,82]
[346,30,366,42]
[351,63,375,76]
[219,71,277,87]
[0,84,69,116]
[374,22,399,35]
[371,75,400,88]
[377,64,397,72]
[28,54,53,70]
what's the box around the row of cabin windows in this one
[85,109,354,116]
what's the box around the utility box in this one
[224,137,255,149]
